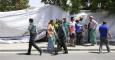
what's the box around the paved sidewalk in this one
[0,42,115,53]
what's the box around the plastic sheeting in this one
[0,5,115,43]
[0,5,69,43]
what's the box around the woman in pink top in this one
[69,17,76,47]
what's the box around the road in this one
[0,51,115,60]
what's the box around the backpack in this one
[30,25,37,34]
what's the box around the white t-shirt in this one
[89,19,98,29]
[69,21,76,33]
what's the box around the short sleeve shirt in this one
[99,24,109,38]
[47,24,55,37]
[89,19,98,29]
[69,21,76,33]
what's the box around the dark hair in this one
[29,18,33,23]
[71,17,74,20]
[49,20,53,24]
[76,20,79,23]
[103,21,107,24]
[80,18,83,21]
[59,20,63,24]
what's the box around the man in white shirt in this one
[88,16,98,46]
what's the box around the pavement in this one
[0,42,115,53]
[0,42,115,60]
[1,51,115,60]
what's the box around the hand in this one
[109,36,112,39]
[93,28,96,30]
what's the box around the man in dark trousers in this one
[75,20,83,45]
[88,22,91,43]
[24,18,42,55]
[57,21,68,54]
[99,21,112,54]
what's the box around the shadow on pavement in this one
[89,51,111,54]
[17,53,28,55]
[89,52,100,54]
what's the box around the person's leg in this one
[76,33,79,45]
[79,32,83,45]
[70,34,73,46]
[51,36,58,55]
[57,39,62,51]
[31,34,42,55]
[104,39,110,53]
[88,30,91,43]
[72,33,75,46]
[27,35,33,55]
[77,33,80,45]
[27,42,32,55]
[99,39,103,53]
[90,29,96,46]
[32,42,42,55]
[93,30,96,45]
[90,29,93,45]
[75,32,77,45]
[62,41,68,54]
[47,37,54,54]
[47,38,52,53]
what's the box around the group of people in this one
[46,15,112,54]
[24,15,112,55]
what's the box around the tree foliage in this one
[41,0,81,15]
[42,0,115,14]
[0,0,29,11]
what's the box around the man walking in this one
[99,21,112,53]
[63,18,70,45]
[57,21,68,54]
[24,18,42,55]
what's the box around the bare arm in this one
[22,31,29,36]
[94,20,98,30]
[108,31,112,39]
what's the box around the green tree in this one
[69,0,81,14]
[90,0,100,12]
[42,0,115,13]
[109,0,115,13]
[0,0,29,11]
[41,0,81,15]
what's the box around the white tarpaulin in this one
[0,5,69,43]
[0,5,115,43]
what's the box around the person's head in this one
[63,18,66,22]
[79,16,83,21]
[103,21,107,25]
[71,17,74,22]
[89,16,94,21]
[49,20,54,25]
[29,18,33,23]
[59,20,63,26]
[76,20,79,23]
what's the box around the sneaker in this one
[91,44,95,46]
[26,53,31,55]
[40,51,42,56]
[107,51,111,53]
[63,52,68,54]
[54,52,58,55]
